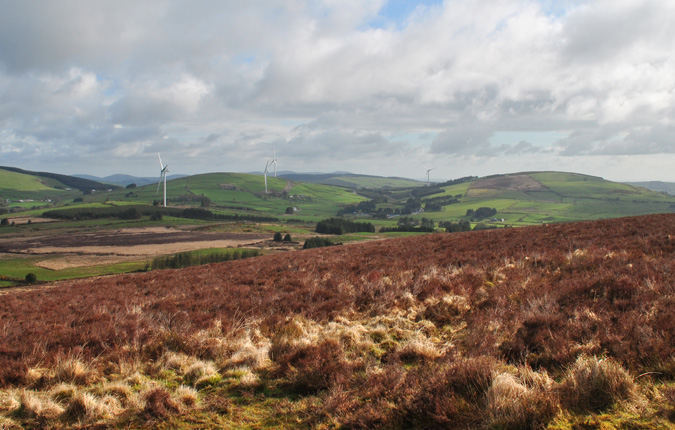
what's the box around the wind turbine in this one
[263,160,271,193]
[156,153,169,207]
[426,168,436,186]
[271,149,278,178]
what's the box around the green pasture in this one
[0,256,148,285]
[0,168,56,191]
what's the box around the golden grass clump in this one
[396,331,444,362]
[63,391,121,422]
[23,367,48,388]
[224,329,271,371]
[53,356,99,386]
[174,385,199,409]
[0,389,20,413]
[49,382,77,403]
[559,355,638,412]
[16,389,64,419]
[0,417,21,430]
[160,351,193,374]
[99,381,135,408]
[422,294,471,324]
[485,369,558,429]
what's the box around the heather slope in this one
[1,214,675,428]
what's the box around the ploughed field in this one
[1,214,675,428]
[0,227,269,253]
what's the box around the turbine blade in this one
[156,175,162,194]
[158,153,164,169]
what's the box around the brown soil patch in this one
[0,228,269,253]
[3,217,55,225]
[29,239,263,258]
[0,227,272,269]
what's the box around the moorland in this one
[0,213,674,428]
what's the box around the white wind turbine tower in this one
[271,149,278,178]
[426,168,436,186]
[156,153,169,207]
[263,160,271,193]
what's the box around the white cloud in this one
[0,0,674,180]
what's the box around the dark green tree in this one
[273,232,283,242]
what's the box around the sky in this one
[0,0,674,182]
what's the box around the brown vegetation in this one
[1,214,675,428]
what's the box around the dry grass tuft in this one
[486,369,558,429]
[174,385,199,409]
[184,360,219,384]
[559,355,638,412]
[142,387,181,419]
[225,329,271,371]
[63,391,121,422]
[23,367,48,388]
[237,367,261,389]
[99,381,134,407]
[423,294,471,324]
[0,389,20,413]
[0,417,21,430]
[396,331,444,362]
[53,356,98,386]
[49,382,77,403]
[16,389,64,419]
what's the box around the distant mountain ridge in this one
[75,173,187,187]
[75,171,422,189]
[626,181,675,195]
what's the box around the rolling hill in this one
[3,167,675,226]
[84,172,367,219]
[626,180,675,195]
[398,171,675,226]
[0,166,116,205]
[279,172,423,189]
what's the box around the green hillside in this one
[0,168,56,191]
[280,173,422,189]
[83,172,366,219]
[4,168,675,228]
[401,172,675,226]
[0,166,119,207]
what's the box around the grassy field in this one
[0,256,148,286]
[0,169,58,191]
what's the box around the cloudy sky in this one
[1,0,674,182]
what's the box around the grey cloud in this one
[0,1,674,180]
[430,124,493,155]
[282,127,403,160]
[557,123,675,156]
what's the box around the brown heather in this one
[1,213,675,428]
